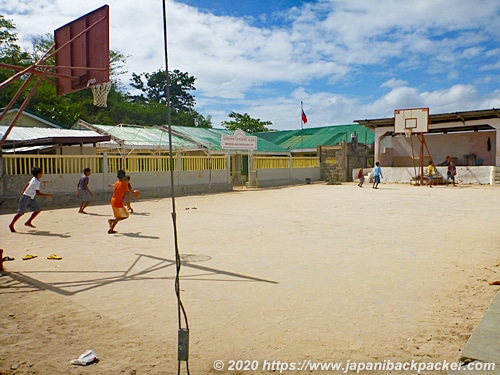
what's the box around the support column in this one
[491,123,500,167]
[374,127,387,163]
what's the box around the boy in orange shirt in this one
[108,170,131,234]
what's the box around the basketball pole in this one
[0,43,57,147]
[0,67,49,148]
[394,108,430,186]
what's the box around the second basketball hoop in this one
[394,108,431,186]
[394,108,429,134]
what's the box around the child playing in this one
[357,167,365,187]
[9,167,53,232]
[426,161,436,188]
[372,162,383,189]
[77,168,93,214]
[123,175,133,213]
[446,160,457,187]
[108,170,131,234]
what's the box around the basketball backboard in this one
[54,5,110,95]
[394,108,429,134]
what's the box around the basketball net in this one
[90,81,112,107]
[405,128,412,138]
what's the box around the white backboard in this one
[394,108,429,134]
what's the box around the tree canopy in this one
[0,20,212,128]
[221,112,272,133]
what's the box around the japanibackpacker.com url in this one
[213,359,496,373]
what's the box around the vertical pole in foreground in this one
[161,1,190,374]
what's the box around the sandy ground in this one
[1,182,499,375]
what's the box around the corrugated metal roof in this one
[2,145,55,153]
[78,122,288,153]
[169,126,288,153]
[355,108,500,133]
[1,126,103,140]
[0,126,110,147]
[255,124,374,150]
[86,124,198,150]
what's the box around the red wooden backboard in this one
[54,5,110,95]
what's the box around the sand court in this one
[1,183,499,374]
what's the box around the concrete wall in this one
[352,166,498,185]
[0,165,316,213]
[251,167,320,188]
[0,167,234,212]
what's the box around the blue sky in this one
[3,0,500,129]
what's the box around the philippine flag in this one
[301,102,308,124]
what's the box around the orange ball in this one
[132,190,140,199]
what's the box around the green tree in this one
[0,16,30,64]
[129,68,211,127]
[109,50,129,83]
[0,16,32,107]
[221,112,272,133]
[0,20,212,129]
[130,69,196,110]
[29,33,54,63]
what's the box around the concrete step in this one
[449,292,500,375]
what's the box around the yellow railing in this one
[107,155,176,173]
[254,156,290,169]
[253,156,318,169]
[210,156,228,171]
[182,156,227,171]
[291,157,319,168]
[2,154,316,175]
[2,154,103,175]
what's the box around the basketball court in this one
[1,183,499,374]
[1,6,499,374]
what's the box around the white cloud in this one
[381,79,408,89]
[3,0,500,129]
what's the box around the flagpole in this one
[301,101,304,153]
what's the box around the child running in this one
[9,167,53,232]
[108,170,131,234]
[123,175,134,213]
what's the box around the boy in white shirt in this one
[9,167,53,232]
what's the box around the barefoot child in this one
[372,162,383,189]
[107,170,131,234]
[357,167,365,187]
[9,167,53,232]
[426,160,436,188]
[77,168,93,213]
[123,175,133,213]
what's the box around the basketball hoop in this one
[90,81,112,107]
[405,128,412,138]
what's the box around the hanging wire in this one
[161,1,190,374]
